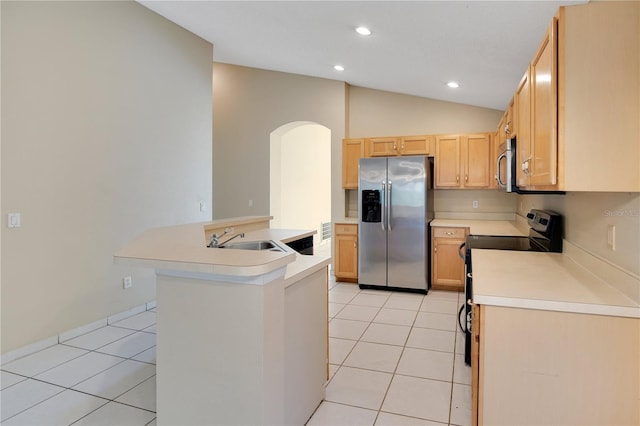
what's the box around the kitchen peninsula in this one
[114,216,330,426]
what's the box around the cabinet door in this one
[399,135,433,156]
[489,132,499,189]
[432,237,465,290]
[334,225,358,282]
[463,134,491,188]
[435,135,461,188]
[515,69,532,188]
[368,137,398,157]
[506,98,516,138]
[342,139,364,189]
[530,17,558,186]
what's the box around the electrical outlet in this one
[248,199,253,208]
[123,276,133,289]
[199,201,207,212]
[472,200,479,209]
[607,225,616,251]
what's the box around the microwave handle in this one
[495,151,507,188]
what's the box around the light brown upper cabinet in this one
[515,69,532,189]
[367,135,434,157]
[493,99,514,189]
[435,135,461,187]
[510,2,639,192]
[399,135,435,156]
[519,17,559,189]
[342,138,365,189]
[464,134,492,188]
[435,134,492,189]
[557,2,639,191]
[367,137,398,157]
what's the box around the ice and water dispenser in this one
[361,190,381,223]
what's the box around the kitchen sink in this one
[218,240,286,252]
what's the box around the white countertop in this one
[114,217,328,278]
[472,249,640,318]
[335,218,358,224]
[430,219,527,236]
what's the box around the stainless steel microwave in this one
[495,137,564,195]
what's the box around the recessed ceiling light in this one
[447,81,460,88]
[356,26,371,36]
[334,65,345,71]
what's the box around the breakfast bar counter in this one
[115,217,330,425]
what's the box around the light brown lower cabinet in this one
[472,304,640,426]
[431,226,468,291]
[334,223,358,283]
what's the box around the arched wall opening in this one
[270,122,331,254]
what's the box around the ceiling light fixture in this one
[334,65,345,71]
[447,81,460,88]
[356,26,371,36]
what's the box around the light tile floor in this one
[310,278,470,426]
[1,313,158,425]
[0,273,469,426]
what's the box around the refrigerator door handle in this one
[387,181,392,231]
[381,182,386,231]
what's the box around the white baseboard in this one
[1,300,157,365]
[59,318,107,343]
[0,335,59,365]
[107,304,147,325]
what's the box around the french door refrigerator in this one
[358,156,433,293]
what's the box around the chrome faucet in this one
[219,232,245,247]
[207,230,229,248]
[208,230,245,248]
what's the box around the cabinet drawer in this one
[432,227,467,239]
[335,224,358,235]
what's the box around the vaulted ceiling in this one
[139,1,586,111]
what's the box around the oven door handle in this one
[458,303,467,333]
[458,242,466,260]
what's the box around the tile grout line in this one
[0,311,159,424]
[325,283,467,425]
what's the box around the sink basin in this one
[218,240,286,252]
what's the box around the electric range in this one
[460,209,563,365]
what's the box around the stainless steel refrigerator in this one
[358,156,433,292]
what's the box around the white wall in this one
[1,1,213,353]
[212,63,346,224]
[348,85,504,137]
[517,192,640,276]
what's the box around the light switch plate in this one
[8,213,21,228]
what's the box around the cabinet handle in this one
[354,241,357,249]
[465,175,468,183]
[522,156,532,176]
[393,144,397,151]
[505,120,512,135]
[445,231,454,235]
[401,142,405,151]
